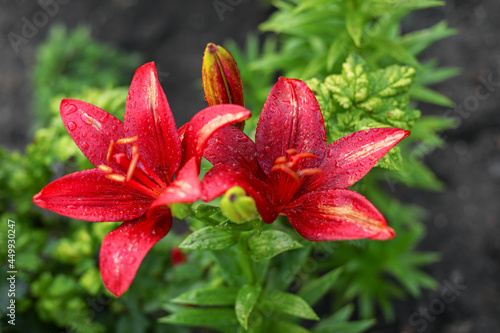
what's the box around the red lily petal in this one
[99,210,171,296]
[201,164,278,224]
[305,128,410,191]
[255,77,326,174]
[203,125,265,180]
[149,157,201,211]
[60,99,126,169]
[180,104,251,167]
[32,169,152,222]
[285,189,395,241]
[124,62,182,183]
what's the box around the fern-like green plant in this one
[252,0,458,107]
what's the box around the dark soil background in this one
[1,0,499,332]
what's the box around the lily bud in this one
[202,43,245,130]
[220,186,259,224]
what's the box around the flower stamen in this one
[106,140,115,163]
[272,150,322,183]
[116,136,138,145]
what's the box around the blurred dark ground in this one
[0,0,499,332]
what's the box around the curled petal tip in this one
[32,192,45,208]
[371,226,396,240]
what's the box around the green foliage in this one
[32,25,140,128]
[307,54,420,170]
[0,25,182,333]
[219,0,459,328]
[179,226,238,250]
[248,230,303,261]
[255,0,457,107]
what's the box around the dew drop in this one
[265,146,271,153]
[67,121,77,131]
[112,125,118,131]
[64,104,77,115]
[80,113,94,125]
[358,137,363,142]
[128,256,137,264]
[82,131,87,138]
[81,142,89,149]
[100,113,109,123]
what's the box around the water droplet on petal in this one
[82,131,87,138]
[100,113,109,123]
[64,104,77,115]
[265,146,271,153]
[80,113,94,125]
[81,142,89,149]
[128,256,137,264]
[67,121,77,131]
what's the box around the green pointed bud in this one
[202,42,246,130]
[169,203,193,220]
[220,186,259,224]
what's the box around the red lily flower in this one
[202,77,410,241]
[33,62,250,296]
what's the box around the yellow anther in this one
[116,136,139,144]
[98,165,113,174]
[127,153,140,182]
[105,174,126,182]
[106,140,115,163]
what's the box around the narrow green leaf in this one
[159,308,237,331]
[298,268,343,306]
[269,320,311,333]
[410,84,454,107]
[314,320,375,333]
[346,10,364,47]
[376,37,421,69]
[235,284,262,329]
[171,286,238,306]
[211,248,246,287]
[194,204,220,218]
[266,292,319,320]
[248,230,303,261]
[179,226,237,250]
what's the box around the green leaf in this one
[179,227,237,250]
[235,284,262,329]
[159,308,237,331]
[265,292,319,320]
[194,204,220,218]
[298,268,343,306]
[171,286,238,306]
[410,84,454,107]
[211,248,246,287]
[345,10,364,47]
[268,320,311,333]
[326,54,370,109]
[401,21,456,56]
[248,230,303,261]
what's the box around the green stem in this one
[237,231,254,285]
